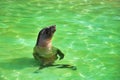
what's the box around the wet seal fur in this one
[33,25,76,72]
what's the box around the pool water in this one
[0,0,120,80]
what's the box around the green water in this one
[0,0,120,80]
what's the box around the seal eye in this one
[45,29,49,34]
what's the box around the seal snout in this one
[49,25,56,33]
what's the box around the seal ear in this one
[57,49,64,60]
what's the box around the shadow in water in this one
[0,57,39,70]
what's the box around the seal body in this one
[33,46,59,66]
[33,25,64,68]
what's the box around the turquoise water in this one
[0,0,120,80]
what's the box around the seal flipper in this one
[56,49,64,60]
[56,64,77,70]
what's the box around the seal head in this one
[36,25,56,47]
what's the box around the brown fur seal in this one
[33,25,76,71]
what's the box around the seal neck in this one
[37,39,52,49]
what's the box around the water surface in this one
[0,0,120,80]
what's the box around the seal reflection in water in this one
[33,25,76,70]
